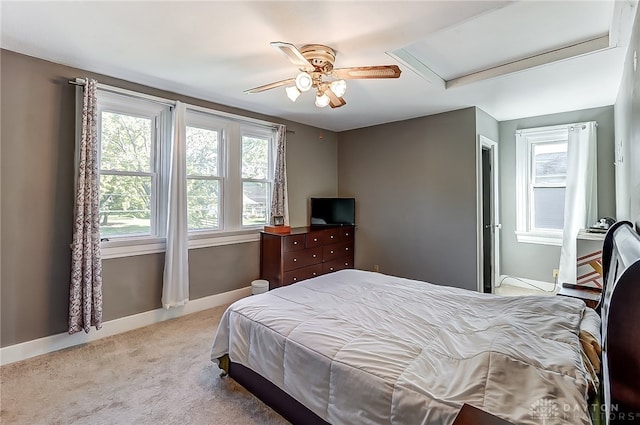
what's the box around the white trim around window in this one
[101,232,261,259]
[515,124,569,246]
[79,81,279,259]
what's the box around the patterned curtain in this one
[271,125,289,225]
[69,78,103,334]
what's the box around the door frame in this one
[476,135,500,293]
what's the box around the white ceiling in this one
[1,1,637,132]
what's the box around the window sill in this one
[101,231,260,259]
[515,231,563,246]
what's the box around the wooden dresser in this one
[260,225,355,290]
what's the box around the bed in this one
[600,221,640,424]
[212,266,611,425]
[211,222,640,424]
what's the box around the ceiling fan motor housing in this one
[300,44,336,73]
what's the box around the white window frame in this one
[185,110,227,233]
[76,82,279,259]
[184,107,277,243]
[515,124,569,246]
[96,90,171,247]
[240,125,275,229]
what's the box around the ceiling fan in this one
[245,42,402,108]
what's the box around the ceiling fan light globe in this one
[329,80,347,97]
[315,92,330,108]
[295,72,313,92]
[286,86,301,102]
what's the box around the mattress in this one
[211,269,598,425]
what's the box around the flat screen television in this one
[310,197,355,227]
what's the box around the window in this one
[515,125,569,246]
[185,113,224,232]
[241,129,273,226]
[89,87,277,258]
[97,92,170,239]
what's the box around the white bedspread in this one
[211,269,596,425]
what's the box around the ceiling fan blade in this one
[325,88,346,108]
[270,42,314,72]
[244,78,295,94]
[332,65,402,79]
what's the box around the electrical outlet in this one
[552,269,559,279]
[373,264,380,273]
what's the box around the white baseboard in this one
[498,275,557,292]
[0,286,250,366]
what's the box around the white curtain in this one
[271,125,289,225]
[69,78,103,334]
[558,122,598,286]
[162,101,189,308]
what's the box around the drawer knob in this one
[312,272,317,276]
[345,232,350,236]
[293,258,297,262]
[293,277,297,281]
[294,241,298,245]
[345,262,349,266]
[330,267,334,271]
[313,238,318,242]
[313,254,317,258]
[330,250,334,254]
[330,235,334,239]
[345,247,349,251]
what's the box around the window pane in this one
[242,136,269,179]
[243,182,269,226]
[100,112,152,172]
[186,126,219,176]
[533,143,567,184]
[99,174,152,236]
[533,187,565,229]
[187,179,220,230]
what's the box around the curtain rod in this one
[515,121,598,136]
[69,78,176,109]
[69,78,286,131]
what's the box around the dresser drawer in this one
[305,232,323,248]
[283,264,323,285]
[320,228,341,245]
[283,234,306,252]
[283,247,323,271]
[323,242,354,261]
[340,227,354,241]
[322,257,353,274]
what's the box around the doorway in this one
[477,136,500,293]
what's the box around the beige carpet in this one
[494,283,557,297]
[0,305,290,425]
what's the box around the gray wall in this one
[614,4,640,224]
[499,106,616,282]
[0,50,338,347]
[286,126,338,227]
[338,107,480,291]
[476,108,500,143]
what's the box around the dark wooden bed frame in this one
[600,221,640,424]
[228,221,640,425]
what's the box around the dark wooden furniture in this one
[452,404,515,425]
[260,225,354,290]
[557,284,601,309]
[600,221,640,424]
[229,362,330,425]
